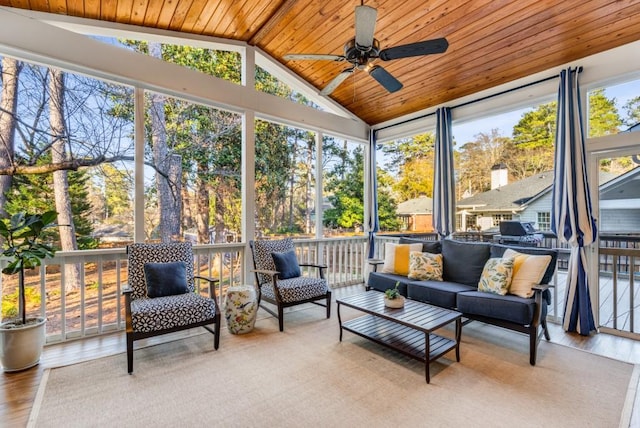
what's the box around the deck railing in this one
[1,234,638,343]
[0,238,368,344]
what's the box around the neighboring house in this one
[456,169,554,231]
[396,195,434,233]
[456,166,636,232]
[598,167,640,232]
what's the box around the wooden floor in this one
[3,284,640,427]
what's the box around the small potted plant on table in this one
[384,281,405,308]
[0,211,57,372]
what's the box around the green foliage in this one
[0,211,57,324]
[5,164,97,249]
[512,102,556,150]
[588,89,622,137]
[385,282,401,299]
[324,146,401,232]
[623,96,640,127]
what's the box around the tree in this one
[324,146,401,232]
[456,129,513,195]
[0,57,22,218]
[622,96,640,127]
[588,89,622,137]
[386,133,436,200]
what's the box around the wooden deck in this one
[2,284,640,427]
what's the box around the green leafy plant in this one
[0,211,57,325]
[384,281,401,300]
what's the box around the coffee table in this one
[337,291,462,383]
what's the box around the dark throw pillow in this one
[271,250,301,279]
[399,237,442,254]
[441,239,491,286]
[144,261,189,298]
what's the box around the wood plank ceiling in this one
[2,0,640,125]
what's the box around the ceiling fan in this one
[283,2,449,96]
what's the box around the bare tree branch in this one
[0,155,135,175]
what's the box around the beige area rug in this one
[29,305,637,428]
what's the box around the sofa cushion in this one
[441,239,492,286]
[490,244,558,285]
[408,252,443,281]
[367,272,409,296]
[382,243,422,276]
[398,237,441,254]
[407,280,476,309]
[456,291,537,325]
[478,257,515,295]
[503,248,552,298]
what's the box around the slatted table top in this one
[337,291,462,333]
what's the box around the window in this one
[492,214,512,227]
[144,91,241,244]
[537,212,551,231]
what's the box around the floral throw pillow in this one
[478,257,515,295]
[408,252,443,281]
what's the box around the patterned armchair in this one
[250,238,331,331]
[123,242,220,374]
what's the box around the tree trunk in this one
[195,165,210,243]
[0,57,22,217]
[148,42,181,243]
[49,68,81,290]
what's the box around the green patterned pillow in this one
[478,257,515,295]
[408,252,443,281]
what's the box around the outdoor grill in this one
[494,221,543,247]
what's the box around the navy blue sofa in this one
[367,238,558,365]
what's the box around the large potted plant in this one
[0,211,57,372]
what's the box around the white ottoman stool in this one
[223,285,258,334]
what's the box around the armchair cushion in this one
[130,293,217,333]
[144,262,189,298]
[260,276,329,303]
[271,250,301,279]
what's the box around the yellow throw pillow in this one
[503,249,552,298]
[408,252,443,281]
[478,257,515,295]
[382,243,422,276]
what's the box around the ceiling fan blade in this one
[355,5,377,48]
[379,38,449,61]
[321,68,355,95]
[368,65,403,93]
[283,54,346,62]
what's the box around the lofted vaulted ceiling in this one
[1,0,640,126]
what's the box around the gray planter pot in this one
[0,317,46,372]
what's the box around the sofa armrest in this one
[531,284,550,328]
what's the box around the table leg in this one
[425,332,431,384]
[455,318,462,362]
[337,301,343,341]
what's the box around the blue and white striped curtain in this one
[551,67,598,335]
[365,129,380,258]
[433,107,455,239]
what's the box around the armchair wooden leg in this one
[529,326,538,366]
[326,292,332,319]
[278,306,284,332]
[214,316,221,350]
[127,333,134,374]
